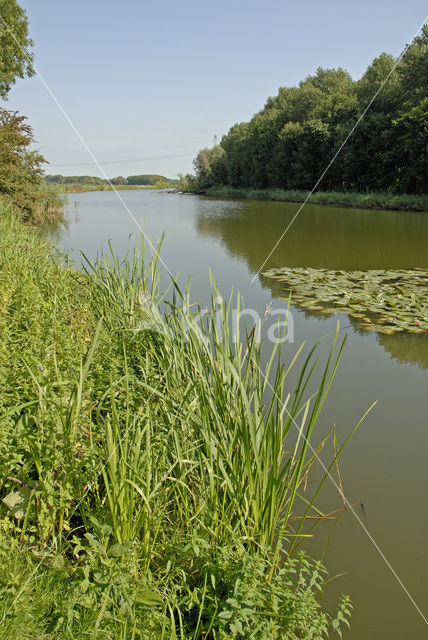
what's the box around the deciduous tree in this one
[0,0,34,99]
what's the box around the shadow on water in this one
[195,199,428,369]
[196,198,428,270]
[54,191,428,640]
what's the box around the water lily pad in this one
[262,266,428,336]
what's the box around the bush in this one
[0,108,63,221]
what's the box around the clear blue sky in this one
[6,0,427,178]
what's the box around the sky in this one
[5,0,428,179]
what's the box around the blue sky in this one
[6,0,427,178]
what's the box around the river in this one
[56,189,428,639]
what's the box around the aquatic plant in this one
[0,203,353,638]
[204,186,428,212]
[262,266,428,334]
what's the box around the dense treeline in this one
[46,173,178,186]
[191,27,427,195]
[127,174,175,185]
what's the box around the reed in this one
[0,203,353,638]
[204,185,428,212]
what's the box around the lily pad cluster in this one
[262,267,428,335]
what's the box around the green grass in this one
[203,185,428,212]
[0,201,353,638]
[0,182,65,224]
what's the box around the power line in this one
[49,151,195,168]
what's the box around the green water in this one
[58,190,428,639]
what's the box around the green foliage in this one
[110,175,128,185]
[46,174,179,191]
[46,174,107,185]
[0,108,63,220]
[0,0,34,99]
[177,172,199,192]
[0,529,351,640]
[193,146,228,188]
[399,24,428,104]
[154,177,175,189]
[189,28,427,195]
[0,205,354,638]
[204,185,428,211]
[126,174,174,186]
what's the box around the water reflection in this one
[196,199,428,368]
[54,191,428,640]
[376,331,428,370]
[196,198,428,270]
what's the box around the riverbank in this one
[202,186,428,212]
[0,201,351,639]
[0,185,64,224]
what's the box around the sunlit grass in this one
[204,185,428,211]
[0,203,353,638]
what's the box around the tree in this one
[0,108,47,218]
[399,24,428,106]
[392,97,428,193]
[110,176,127,185]
[193,145,228,188]
[191,33,427,195]
[0,0,34,99]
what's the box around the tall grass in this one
[0,203,353,638]
[204,185,428,212]
[0,182,65,224]
[78,245,348,552]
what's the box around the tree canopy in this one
[192,26,428,195]
[0,108,48,218]
[0,0,34,99]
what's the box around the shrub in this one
[0,108,62,221]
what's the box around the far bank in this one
[194,185,428,212]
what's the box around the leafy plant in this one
[0,205,355,638]
[0,0,34,99]
[0,109,63,220]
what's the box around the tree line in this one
[191,26,427,195]
[46,174,178,187]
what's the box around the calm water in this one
[57,190,428,639]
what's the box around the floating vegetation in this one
[262,267,428,335]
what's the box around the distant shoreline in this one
[59,184,176,194]
[198,185,428,212]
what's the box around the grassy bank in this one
[203,186,428,212]
[0,201,352,639]
[0,187,63,226]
